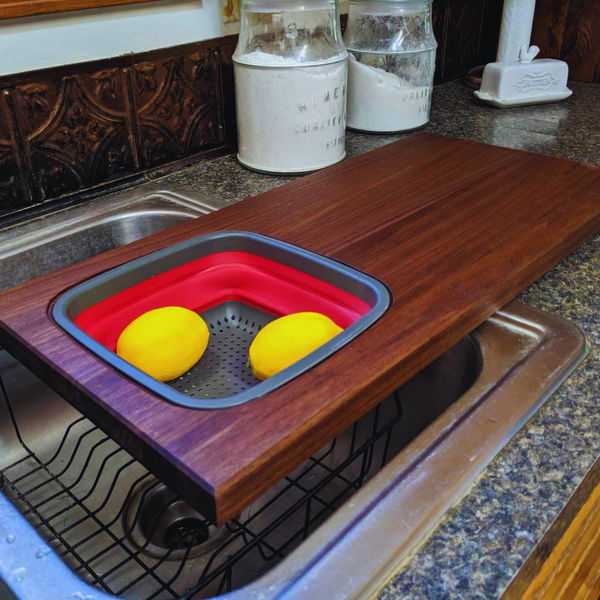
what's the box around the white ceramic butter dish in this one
[474,45,572,108]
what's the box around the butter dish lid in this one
[474,45,572,108]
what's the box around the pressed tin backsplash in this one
[0,39,237,215]
[0,0,503,218]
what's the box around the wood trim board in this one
[1,133,600,525]
[0,0,159,20]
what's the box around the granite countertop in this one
[150,80,600,201]
[137,80,600,598]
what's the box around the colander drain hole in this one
[165,302,275,401]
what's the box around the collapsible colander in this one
[53,231,391,409]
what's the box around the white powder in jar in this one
[234,51,347,173]
[346,53,431,133]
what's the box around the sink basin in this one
[0,184,225,293]
[0,188,588,600]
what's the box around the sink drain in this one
[125,479,229,560]
[164,517,210,549]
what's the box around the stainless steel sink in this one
[0,184,225,293]
[0,188,588,600]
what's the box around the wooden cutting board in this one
[1,133,600,525]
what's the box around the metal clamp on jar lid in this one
[233,0,348,174]
[343,0,437,134]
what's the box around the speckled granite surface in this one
[148,80,600,206]
[136,80,600,598]
[379,238,600,600]
[377,82,600,600]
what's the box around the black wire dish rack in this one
[0,359,406,600]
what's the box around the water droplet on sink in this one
[35,546,51,558]
[0,513,16,524]
[9,567,26,582]
[6,534,15,543]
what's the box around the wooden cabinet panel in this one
[504,456,600,599]
[532,0,600,83]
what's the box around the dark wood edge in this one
[0,0,161,22]
[0,54,130,89]
[133,35,239,65]
[0,311,220,517]
[0,0,338,21]
[0,34,239,89]
[502,453,600,598]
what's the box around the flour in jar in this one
[234,51,348,173]
[346,53,432,133]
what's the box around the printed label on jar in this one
[347,56,432,133]
[392,87,429,104]
[235,60,348,172]
[293,112,346,135]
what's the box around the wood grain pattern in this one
[532,0,600,83]
[441,0,485,80]
[1,133,600,525]
[0,0,158,20]
[504,456,600,599]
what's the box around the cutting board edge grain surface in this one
[1,132,600,525]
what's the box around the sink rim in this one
[0,301,588,600]
[0,184,226,263]
[245,301,588,600]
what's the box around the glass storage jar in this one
[233,0,347,174]
[343,0,437,133]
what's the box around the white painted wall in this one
[0,0,349,78]
[0,0,240,77]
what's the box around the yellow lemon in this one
[249,312,343,380]
[116,307,209,382]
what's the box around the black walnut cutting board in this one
[1,133,599,524]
